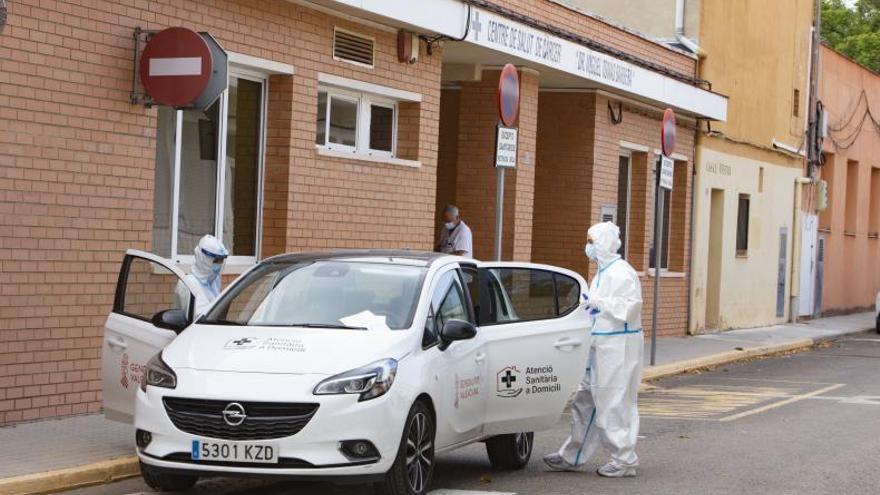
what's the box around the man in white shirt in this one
[437,204,473,258]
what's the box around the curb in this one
[0,325,871,495]
[0,457,139,495]
[641,325,873,382]
[641,338,815,382]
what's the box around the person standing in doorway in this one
[174,234,229,317]
[543,221,644,478]
[437,204,473,258]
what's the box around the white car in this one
[101,250,591,495]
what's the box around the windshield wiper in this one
[288,323,368,330]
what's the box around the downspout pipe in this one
[790,177,814,323]
[675,0,686,36]
[674,0,702,55]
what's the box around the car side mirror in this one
[438,319,477,351]
[151,309,190,333]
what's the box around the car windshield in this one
[201,260,427,330]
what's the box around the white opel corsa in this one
[102,250,591,495]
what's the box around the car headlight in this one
[140,353,177,392]
[313,358,397,401]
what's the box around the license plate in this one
[191,439,279,464]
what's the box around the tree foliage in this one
[822,0,880,72]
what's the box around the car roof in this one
[262,249,456,267]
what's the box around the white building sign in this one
[660,156,674,190]
[495,126,518,168]
[465,8,726,121]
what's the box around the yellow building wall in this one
[691,143,801,331]
[699,0,813,150]
[689,0,813,331]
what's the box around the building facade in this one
[691,0,814,332]
[0,0,725,424]
[816,45,880,315]
[566,0,816,332]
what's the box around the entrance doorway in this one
[706,188,725,329]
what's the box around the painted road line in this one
[700,377,840,385]
[639,384,799,420]
[718,383,845,422]
[430,491,517,495]
[119,490,518,495]
[801,395,880,405]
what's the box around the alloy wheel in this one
[405,411,433,493]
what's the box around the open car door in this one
[101,249,198,423]
[475,262,591,435]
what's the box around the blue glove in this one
[583,293,599,315]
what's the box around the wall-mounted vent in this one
[334,29,374,67]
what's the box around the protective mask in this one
[210,264,223,275]
[445,222,456,230]
[585,243,598,261]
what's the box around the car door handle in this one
[475,352,487,363]
[553,338,582,350]
[107,337,127,351]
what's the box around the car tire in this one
[139,461,198,492]
[375,400,435,495]
[876,313,879,334]
[485,432,534,470]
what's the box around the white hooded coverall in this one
[557,222,644,468]
[174,235,228,317]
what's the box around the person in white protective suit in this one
[543,221,644,478]
[174,235,229,317]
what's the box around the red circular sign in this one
[661,108,677,157]
[140,27,212,108]
[497,64,520,127]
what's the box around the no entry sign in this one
[661,108,676,157]
[140,27,213,108]
[497,64,520,127]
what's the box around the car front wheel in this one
[139,461,198,492]
[376,400,435,495]
[485,432,534,469]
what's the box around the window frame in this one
[316,85,398,159]
[477,267,581,328]
[617,150,633,259]
[736,193,751,256]
[159,70,269,269]
[650,172,672,271]
[422,267,474,350]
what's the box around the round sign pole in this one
[651,108,677,366]
[494,64,520,261]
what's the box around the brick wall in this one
[0,0,699,424]
[0,0,442,424]
[444,69,539,261]
[533,92,695,337]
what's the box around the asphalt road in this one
[64,331,880,495]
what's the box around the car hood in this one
[162,324,413,375]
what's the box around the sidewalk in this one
[0,312,874,495]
